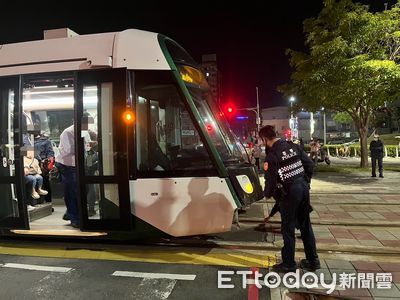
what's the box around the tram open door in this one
[0,77,29,232]
[76,69,132,232]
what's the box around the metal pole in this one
[323,111,326,145]
[290,102,293,119]
[256,87,260,133]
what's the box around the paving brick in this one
[352,261,382,272]
[313,225,331,234]
[336,238,360,245]
[315,232,335,239]
[316,238,338,244]
[338,288,371,297]
[313,268,332,282]
[369,285,400,298]
[364,212,386,220]
[332,232,355,239]
[328,227,349,232]
[387,230,400,239]
[370,231,398,241]
[352,233,377,241]
[380,240,400,247]
[378,263,400,272]
[358,240,383,247]
[326,259,356,270]
[350,229,370,234]
[333,212,353,218]
[392,272,400,284]
[348,212,370,219]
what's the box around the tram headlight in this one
[236,175,254,194]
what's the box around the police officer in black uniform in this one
[370,134,384,178]
[260,125,320,273]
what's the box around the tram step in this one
[28,203,53,222]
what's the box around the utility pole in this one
[323,110,326,145]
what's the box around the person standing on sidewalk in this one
[309,137,320,165]
[251,141,262,170]
[370,134,384,178]
[260,125,320,273]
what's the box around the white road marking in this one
[2,263,72,273]
[112,271,196,281]
[136,278,177,299]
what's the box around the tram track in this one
[240,219,400,227]
[1,231,400,267]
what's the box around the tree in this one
[279,0,400,167]
[333,112,352,124]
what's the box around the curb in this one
[239,218,400,227]
[160,239,400,255]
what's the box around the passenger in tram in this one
[23,148,48,202]
[148,133,171,171]
[33,123,55,203]
[58,113,93,224]
[84,113,98,217]
[55,123,79,228]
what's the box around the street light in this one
[321,107,326,145]
[289,96,296,139]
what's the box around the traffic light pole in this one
[236,86,261,135]
[256,86,260,133]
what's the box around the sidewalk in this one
[233,171,400,298]
[329,156,400,167]
[249,172,400,249]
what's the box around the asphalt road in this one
[0,252,271,300]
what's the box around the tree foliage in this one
[279,0,400,166]
[333,112,352,124]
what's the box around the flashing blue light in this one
[236,116,249,120]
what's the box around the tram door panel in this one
[0,77,29,229]
[76,69,131,231]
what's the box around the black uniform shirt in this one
[263,139,314,198]
[370,140,384,157]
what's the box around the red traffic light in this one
[284,129,292,139]
[224,103,236,116]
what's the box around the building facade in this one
[261,106,290,137]
[201,54,220,103]
[261,106,359,143]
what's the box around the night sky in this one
[0,1,393,108]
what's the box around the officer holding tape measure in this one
[260,125,319,273]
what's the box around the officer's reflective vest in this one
[276,142,305,183]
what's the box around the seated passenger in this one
[24,150,48,200]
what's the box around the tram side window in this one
[135,71,216,176]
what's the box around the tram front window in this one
[135,71,216,176]
[178,65,248,164]
[163,39,248,165]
